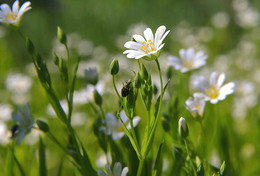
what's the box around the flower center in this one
[182,59,194,69]
[192,105,200,110]
[117,126,124,132]
[141,40,155,54]
[205,86,219,99]
[6,12,17,21]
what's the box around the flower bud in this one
[110,58,119,75]
[134,72,141,88]
[57,26,67,44]
[36,120,49,132]
[153,84,158,95]
[26,38,35,54]
[197,163,204,176]
[94,89,102,106]
[52,52,59,66]
[141,64,148,81]
[178,117,189,139]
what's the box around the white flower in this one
[104,111,140,140]
[194,72,235,104]
[185,93,206,119]
[97,162,128,176]
[123,25,170,60]
[11,103,34,144]
[0,0,31,26]
[168,48,208,73]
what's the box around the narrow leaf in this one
[152,142,164,176]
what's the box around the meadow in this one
[0,0,260,175]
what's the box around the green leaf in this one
[39,137,47,176]
[152,142,164,176]
[80,143,97,176]
[220,161,226,176]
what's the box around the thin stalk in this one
[13,155,26,176]
[129,117,139,153]
[184,139,197,176]
[112,75,122,103]
[137,158,145,176]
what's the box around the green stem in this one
[184,139,197,175]
[48,132,69,155]
[112,75,122,103]
[137,158,145,176]
[129,117,139,153]
[13,155,26,176]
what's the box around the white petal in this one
[133,34,145,43]
[154,25,166,47]
[125,50,146,59]
[17,128,26,144]
[124,41,142,50]
[210,72,218,86]
[217,73,225,88]
[113,163,122,176]
[132,116,141,127]
[179,49,187,59]
[112,132,125,140]
[220,82,235,95]
[105,164,112,175]
[210,98,219,104]
[12,0,19,14]
[194,76,209,92]
[144,27,154,42]
[119,110,128,123]
[0,4,12,15]
[17,1,31,17]
[97,169,107,176]
[157,30,170,48]
[121,167,129,176]
[186,48,195,59]
[168,56,182,69]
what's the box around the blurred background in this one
[0,0,260,175]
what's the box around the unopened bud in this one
[178,117,189,139]
[52,52,59,66]
[36,120,49,132]
[57,26,67,44]
[94,89,102,106]
[110,58,119,75]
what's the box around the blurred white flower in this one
[0,122,11,145]
[0,103,13,122]
[232,81,257,120]
[104,111,140,140]
[11,103,34,144]
[0,0,31,26]
[97,162,128,176]
[185,93,206,119]
[5,73,32,94]
[168,48,208,73]
[124,25,170,60]
[194,72,235,104]
[84,67,98,85]
[211,12,230,28]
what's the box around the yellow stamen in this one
[6,12,17,21]
[205,86,219,99]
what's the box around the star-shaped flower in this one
[104,110,140,140]
[0,0,31,26]
[97,162,128,176]
[194,72,235,104]
[168,48,208,73]
[123,25,170,60]
[11,103,34,144]
[185,93,206,119]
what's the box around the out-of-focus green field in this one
[1,0,260,175]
